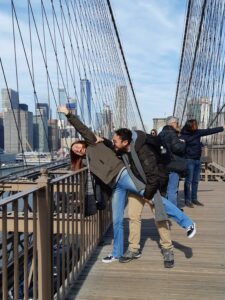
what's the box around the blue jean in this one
[184,159,201,203]
[111,169,193,258]
[166,172,180,206]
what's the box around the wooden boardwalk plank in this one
[66,182,225,300]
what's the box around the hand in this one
[143,197,154,206]
[223,125,225,130]
[57,105,69,115]
[95,135,104,143]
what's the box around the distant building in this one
[80,79,91,127]
[33,103,49,152]
[186,98,211,129]
[115,86,127,128]
[4,109,33,153]
[95,112,103,132]
[102,105,113,138]
[36,103,50,119]
[33,115,48,152]
[1,88,19,111]
[19,103,28,111]
[48,119,60,151]
[0,113,4,150]
[153,118,167,132]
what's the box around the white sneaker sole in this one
[187,223,196,239]
[102,258,118,263]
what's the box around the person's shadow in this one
[123,217,193,259]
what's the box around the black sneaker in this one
[187,223,196,238]
[102,255,118,263]
[192,200,204,206]
[161,248,174,268]
[119,249,142,263]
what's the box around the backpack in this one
[145,134,170,165]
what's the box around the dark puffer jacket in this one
[133,131,169,200]
[180,127,224,160]
[159,125,186,157]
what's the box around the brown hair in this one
[70,140,87,171]
[150,129,158,136]
[184,119,198,132]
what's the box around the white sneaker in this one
[102,255,118,263]
[187,223,196,238]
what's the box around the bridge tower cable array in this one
[174,0,225,146]
[0,0,144,167]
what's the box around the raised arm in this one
[197,126,225,137]
[57,105,97,145]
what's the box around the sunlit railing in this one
[0,167,112,300]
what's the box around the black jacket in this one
[180,127,224,160]
[103,131,168,200]
[133,131,168,199]
[159,125,186,157]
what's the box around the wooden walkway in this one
[66,181,225,300]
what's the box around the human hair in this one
[70,140,87,171]
[114,128,132,144]
[166,116,179,126]
[150,129,158,136]
[184,119,198,132]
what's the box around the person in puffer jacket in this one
[180,119,225,207]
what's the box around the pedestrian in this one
[181,119,225,207]
[111,128,196,266]
[159,116,186,207]
[150,129,158,136]
[58,106,196,264]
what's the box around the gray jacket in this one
[66,113,124,185]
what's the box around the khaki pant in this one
[127,193,173,251]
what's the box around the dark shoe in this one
[185,202,194,208]
[187,223,196,239]
[102,255,118,263]
[119,249,142,263]
[161,248,174,268]
[192,200,204,206]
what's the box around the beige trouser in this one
[127,193,173,251]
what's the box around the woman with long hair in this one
[181,119,225,207]
[58,105,196,263]
[70,140,87,171]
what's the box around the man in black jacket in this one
[111,128,195,267]
[159,116,186,207]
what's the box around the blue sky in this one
[111,0,187,129]
[0,0,187,131]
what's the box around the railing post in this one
[36,168,53,300]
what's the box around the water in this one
[0,165,26,178]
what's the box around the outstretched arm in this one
[197,126,225,137]
[57,105,97,145]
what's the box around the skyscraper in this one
[36,103,50,119]
[1,88,19,111]
[48,119,59,151]
[4,109,33,153]
[33,103,49,152]
[80,79,91,127]
[0,113,4,150]
[115,85,128,128]
[187,98,211,129]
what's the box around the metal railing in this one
[0,167,112,300]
